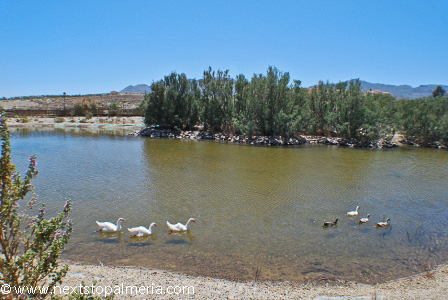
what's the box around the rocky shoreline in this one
[399,138,448,149]
[132,128,403,149]
[5,115,447,149]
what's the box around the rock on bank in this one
[132,128,400,148]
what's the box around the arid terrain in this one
[1,94,144,111]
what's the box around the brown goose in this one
[323,218,338,227]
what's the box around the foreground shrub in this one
[0,113,73,298]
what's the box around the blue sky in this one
[1,0,447,97]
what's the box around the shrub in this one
[73,103,86,116]
[84,111,93,120]
[0,113,73,298]
[55,117,66,123]
[20,116,30,123]
[109,103,119,116]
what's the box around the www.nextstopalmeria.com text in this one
[1,283,195,297]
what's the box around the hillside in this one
[121,84,151,94]
[1,94,144,111]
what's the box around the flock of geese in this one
[95,218,196,236]
[323,206,391,228]
[95,206,390,236]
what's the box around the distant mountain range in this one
[356,80,448,99]
[120,81,448,99]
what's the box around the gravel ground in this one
[55,261,447,299]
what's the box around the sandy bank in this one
[57,260,447,299]
[6,116,145,132]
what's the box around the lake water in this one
[9,128,448,283]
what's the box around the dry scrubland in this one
[1,94,144,110]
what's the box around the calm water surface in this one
[10,128,448,283]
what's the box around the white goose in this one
[128,222,158,237]
[358,214,370,224]
[167,218,196,233]
[376,218,391,227]
[96,218,126,232]
[347,206,360,216]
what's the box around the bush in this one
[20,116,30,123]
[0,113,73,298]
[73,103,86,116]
[55,117,66,123]
[84,111,93,120]
[109,103,119,116]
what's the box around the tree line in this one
[143,67,447,144]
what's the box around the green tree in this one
[144,73,200,130]
[396,96,448,143]
[144,82,166,127]
[164,73,200,130]
[245,67,293,135]
[363,93,396,141]
[200,67,234,132]
[432,85,446,98]
[307,81,331,134]
[288,79,309,133]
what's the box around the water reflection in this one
[128,234,158,246]
[98,231,124,243]
[166,230,195,243]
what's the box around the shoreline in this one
[6,116,447,149]
[57,259,447,299]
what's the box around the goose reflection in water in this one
[128,234,158,246]
[98,231,123,243]
[167,230,195,243]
